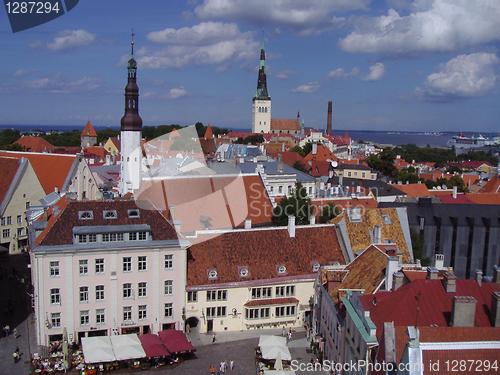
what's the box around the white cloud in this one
[363,62,385,81]
[275,70,292,79]
[327,67,359,79]
[139,22,258,68]
[194,0,369,32]
[339,0,500,54]
[292,81,320,93]
[14,69,29,77]
[168,86,188,99]
[24,76,100,93]
[47,29,96,51]
[418,52,499,100]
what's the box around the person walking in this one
[212,333,216,344]
[209,364,216,375]
[13,328,18,338]
[230,360,234,371]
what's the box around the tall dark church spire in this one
[254,47,270,100]
[120,31,143,131]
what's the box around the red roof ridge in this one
[81,121,97,137]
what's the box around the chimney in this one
[392,271,404,291]
[277,155,284,173]
[312,143,318,155]
[443,271,457,293]
[476,270,483,286]
[373,225,381,244]
[339,175,344,186]
[287,215,296,238]
[173,220,181,233]
[281,143,285,152]
[451,296,477,327]
[433,254,445,270]
[309,215,316,225]
[452,185,458,199]
[491,291,500,327]
[494,265,500,283]
[244,219,252,229]
[427,266,439,280]
[385,254,400,290]
[327,100,333,135]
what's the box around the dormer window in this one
[277,265,287,275]
[239,267,249,278]
[208,269,218,280]
[103,210,117,219]
[78,211,93,220]
[382,214,391,225]
[312,263,320,272]
[128,209,140,218]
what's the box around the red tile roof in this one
[393,183,430,197]
[187,225,345,286]
[37,200,178,246]
[204,126,214,140]
[419,326,500,342]
[81,121,97,137]
[480,176,500,194]
[422,349,500,375]
[271,118,300,131]
[0,157,21,204]
[307,160,331,177]
[84,146,108,161]
[303,144,336,163]
[361,279,500,334]
[14,136,55,153]
[280,151,304,168]
[0,151,76,194]
[465,193,500,205]
[244,297,299,307]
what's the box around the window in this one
[78,234,87,243]
[164,303,173,318]
[245,308,270,320]
[129,232,137,241]
[382,214,392,225]
[80,310,89,325]
[96,285,104,301]
[123,257,132,272]
[88,234,97,242]
[51,313,61,328]
[187,291,197,303]
[275,305,296,317]
[79,286,89,303]
[96,309,105,324]
[2,229,10,238]
[138,231,147,240]
[128,209,140,218]
[251,287,272,299]
[164,280,173,295]
[208,269,217,280]
[277,265,287,274]
[138,305,147,320]
[164,254,173,270]
[6,216,12,225]
[275,285,295,297]
[17,215,22,224]
[123,283,132,299]
[79,260,88,275]
[17,227,23,236]
[26,201,30,209]
[138,282,147,297]
[103,210,117,219]
[78,211,93,220]
[50,261,60,277]
[138,256,147,271]
[50,288,60,304]
[117,232,124,241]
[95,258,104,274]
[123,306,132,322]
[206,306,226,318]
[278,186,283,194]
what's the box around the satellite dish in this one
[331,160,338,168]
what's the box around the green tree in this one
[319,204,341,223]
[0,129,21,146]
[293,161,308,173]
[242,134,264,145]
[289,145,305,157]
[272,183,311,226]
[410,229,430,266]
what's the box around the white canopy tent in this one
[259,335,287,348]
[110,334,146,361]
[81,336,116,363]
[260,345,292,361]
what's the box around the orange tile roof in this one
[303,144,336,163]
[14,136,54,153]
[271,118,300,131]
[465,193,500,205]
[204,126,214,140]
[0,151,76,194]
[84,146,108,161]
[187,225,345,286]
[0,156,21,204]
[81,121,97,137]
[393,183,430,197]
[480,176,500,193]
[422,349,500,375]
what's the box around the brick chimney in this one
[452,185,458,199]
[392,271,404,291]
[427,266,439,280]
[494,265,500,283]
[443,271,456,293]
[476,270,483,286]
[451,296,476,327]
[244,219,252,229]
[433,254,445,270]
[491,291,500,327]
[327,100,333,135]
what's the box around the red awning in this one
[139,334,171,358]
[158,330,195,354]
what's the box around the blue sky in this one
[0,0,499,132]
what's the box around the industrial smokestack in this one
[327,100,333,135]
